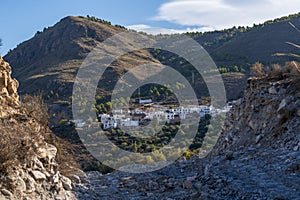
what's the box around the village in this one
[70,99,236,130]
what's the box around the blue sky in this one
[1,0,300,55]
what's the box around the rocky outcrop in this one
[0,57,20,117]
[214,73,300,154]
[0,144,76,200]
[0,58,79,200]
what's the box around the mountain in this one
[4,16,163,111]
[3,14,300,119]
[4,16,124,95]
[210,16,300,66]
[188,13,300,66]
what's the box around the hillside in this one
[73,63,300,199]
[0,57,80,199]
[4,16,124,95]
[210,16,300,66]
[3,14,300,123]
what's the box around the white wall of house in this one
[113,114,126,120]
[120,119,139,127]
[103,120,117,130]
[139,99,152,104]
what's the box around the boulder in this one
[268,86,277,94]
[37,143,57,165]
[1,189,12,197]
[277,99,287,112]
[60,176,72,191]
[31,171,46,181]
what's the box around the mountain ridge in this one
[3,14,300,120]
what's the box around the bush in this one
[0,117,36,174]
[21,94,49,127]
[251,62,266,77]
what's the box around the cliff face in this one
[73,63,300,199]
[0,57,78,200]
[0,57,20,117]
[214,62,300,154]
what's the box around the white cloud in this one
[153,0,300,30]
[126,24,213,35]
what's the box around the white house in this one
[120,118,139,127]
[199,106,211,114]
[103,119,118,130]
[98,114,111,123]
[69,119,86,128]
[139,99,152,104]
[113,114,126,120]
[148,111,165,122]
[165,113,175,123]
[113,109,123,114]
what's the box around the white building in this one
[69,119,86,128]
[98,114,111,123]
[148,111,165,122]
[103,119,117,130]
[113,109,123,114]
[113,114,126,120]
[165,113,175,123]
[120,119,139,127]
[139,99,152,104]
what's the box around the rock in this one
[60,176,72,191]
[55,181,64,193]
[277,99,287,112]
[293,146,299,151]
[182,180,193,189]
[225,152,234,160]
[165,178,175,189]
[147,180,159,190]
[25,175,36,193]
[55,194,66,200]
[186,176,197,181]
[268,86,277,94]
[248,120,257,130]
[120,176,134,182]
[37,143,57,164]
[31,170,46,181]
[31,156,44,170]
[1,189,12,197]
[236,98,242,106]
[256,135,263,144]
[278,88,287,95]
[52,172,60,183]
[193,182,202,190]
[72,175,81,184]
[14,177,26,193]
[297,110,300,117]
[0,57,20,108]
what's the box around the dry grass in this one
[21,94,49,128]
[0,117,36,174]
[251,61,300,79]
